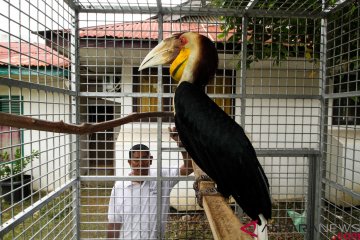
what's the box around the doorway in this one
[88,105,114,175]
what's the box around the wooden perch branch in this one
[192,162,253,240]
[0,112,174,135]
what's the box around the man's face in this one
[128,151,152,176]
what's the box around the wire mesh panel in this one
[76,11,219,239]
[0,0,359,240]
[74,3,323,238]
[0,0,77,239]
[322,3,360,240]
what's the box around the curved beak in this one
[138,36,181,71]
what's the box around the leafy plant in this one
[0,148,39,181]
[211,0,359,68]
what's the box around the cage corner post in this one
[305,7,329,239]
[69,5,81,240]
[306,154,323,240]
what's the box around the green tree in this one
[212,0,359,124]
[211,0,358,68]
[0,148,39,181]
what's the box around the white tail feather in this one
[255,214,268,240]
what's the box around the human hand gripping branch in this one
[168,126,193,176]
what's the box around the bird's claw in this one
[193,176,220,208]
[195,187,221,208]
[198,175,212,181]
[193,175,212,191]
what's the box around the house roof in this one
[0,42,70,68]
[78,20,234,42]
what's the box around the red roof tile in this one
[78,20,234,42]
[0,42,70,67]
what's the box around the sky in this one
[1,0,62,43]
[0,0,174,43]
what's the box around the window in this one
[132,68,174,121]
[132,68,235,121]
[102,75,121,92]
[207,69,235,116]
[332,72,359,125]
[0,96,23,160]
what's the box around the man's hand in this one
[168,126,183,147]
[107,223,121,238]
[169,126,193,175]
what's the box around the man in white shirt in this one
[107,127,193,239]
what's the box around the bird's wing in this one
[174,81,271,221]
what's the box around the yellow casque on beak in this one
[138,36,182,71]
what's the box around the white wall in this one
[0,85,74,191]
[326,130,360,206]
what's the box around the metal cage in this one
[0,0,359,239]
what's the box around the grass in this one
[165,209,213,239]
[1,190,75,240]
[1,186,359,239]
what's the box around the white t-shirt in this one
[108,169,179,239]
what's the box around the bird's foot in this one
[193,174,220,208]
[201,187,220,196]
[195,188,219,208]
[197,174,213,181]
[194,186,221,208]
[193,174,213,190]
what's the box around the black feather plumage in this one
[174,81,272,222]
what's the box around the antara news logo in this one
[240,221,360,239]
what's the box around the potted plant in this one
[0,148,39,203]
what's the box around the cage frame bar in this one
[77,7,323,19]
[324,91,360,99]
[70,7,81,240]
[1,0,358,239]
[79,92,322,100]
[240,15,248,128]
[0,180,77,237]
[306,154,322,240]
[316,9,329,240]
[0,77,76,96]
[156,13,165,238]
[323,178,360,200]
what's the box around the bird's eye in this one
[180,36,188,45]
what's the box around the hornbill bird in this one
[139,32,271,234]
